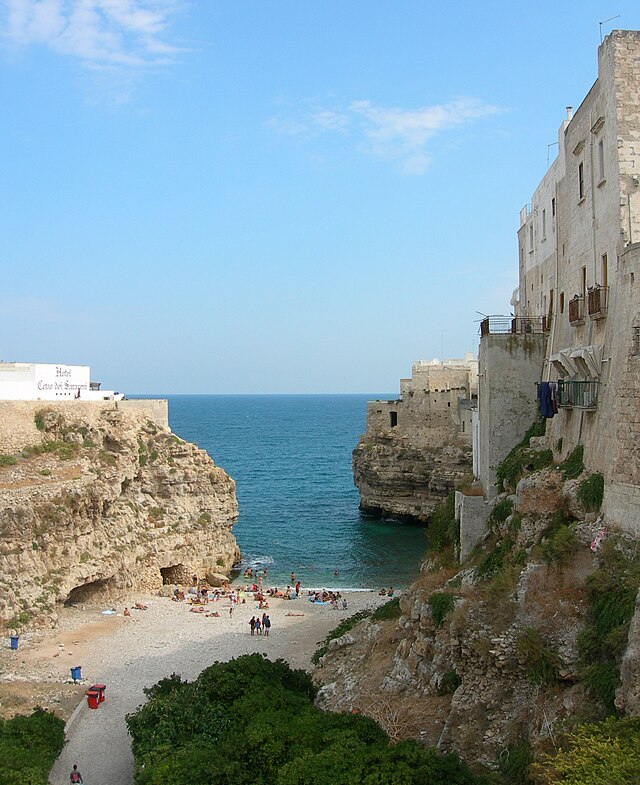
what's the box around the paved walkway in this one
[47,594,374,785]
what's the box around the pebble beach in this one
[0,589,384,785]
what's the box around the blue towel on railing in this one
[539,382,555,418]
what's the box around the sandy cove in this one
[0,590,385,785]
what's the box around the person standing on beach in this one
[229,604,233,617]
[295,580,301,597]
[263,615,271,636]
[255,617,262,635]
[70,764,83,783]
[249,616,256,635]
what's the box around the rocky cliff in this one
[0,401,239,628]
[353,433,472,521]
[318,457,640,772]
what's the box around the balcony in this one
[588,286,608,320]
[568,296,585,325]
[480,316,546,337]
[557,379,599,410]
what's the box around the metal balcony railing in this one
[480,316,546,336]
[588,286,609,319]
[557,379,599,410]
[569,296,585,325]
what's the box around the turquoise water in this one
[161,395,427,589]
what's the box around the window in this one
[529,223,534,251]
[552,197,556,217]
[633,327,640,356]
[582,266,587,300]
[560,292,565,313]
[601,253,608,289]
[579,162,585,199]
[389,411,398,428]
[542,209,546,239]
[598,139,605,182]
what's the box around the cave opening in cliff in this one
[160,563,192,585]
[64,576,115,606]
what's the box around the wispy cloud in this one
[269,97,500,174]
[2,0,185,68]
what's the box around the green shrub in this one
[577,538,640,714]
[0,709,65,785]
[578,473,605,511]
[437,670,462,695]
[311,610,372,664]
[427,492,458,553]
[498,739,533,785]
[516,627,560,685]
[34,412,46,431]
[0,455,17,467]
[98,451,116,466]
[127,655,484,785]
[370,597,401,622]
[559,445,584,479]
[489,498,513,526]
[428,592,456,628]
[495,418,549,491]
[535,716,640,785]
[540,524,578,565]
[477,538,515,579]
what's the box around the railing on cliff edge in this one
[479,316,547,337]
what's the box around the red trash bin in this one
[92,683,106,703]
[87,690,100,709]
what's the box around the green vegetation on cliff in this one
[127,655,486,785]
[0,709,65,785]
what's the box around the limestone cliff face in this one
[0,402,239,628]
[318,466,640,769]
[353,433,471,521]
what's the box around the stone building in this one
[475,30,640,536]
[352,355,477,521]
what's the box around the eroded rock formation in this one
[0,402,239,628]
[318,464,640,769]
[353,435,471,521]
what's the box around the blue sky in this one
[2,1,640,393]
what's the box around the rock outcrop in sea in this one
[0,401,239,628]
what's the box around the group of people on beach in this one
[248,613,271,635]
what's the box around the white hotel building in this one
[0,362,124,401]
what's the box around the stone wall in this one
[478,333,546,498]
[0,399,167,454]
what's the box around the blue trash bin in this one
[9,635,19,650]
[71,666,82,681]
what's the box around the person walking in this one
[263,615,271,636]
[70,764,83,783]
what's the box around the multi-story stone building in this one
[477,29,640,534]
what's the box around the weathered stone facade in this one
[353,357,476,520]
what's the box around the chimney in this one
[566,106,573,121]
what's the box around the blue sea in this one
[156,395,427,589]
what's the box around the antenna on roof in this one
[599,15,621,43]
[547,141,558,166]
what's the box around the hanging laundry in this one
[539,381,555,418]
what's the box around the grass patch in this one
[370,597,401,622]
[559,445,584,479]
[489,498,513,526]
[578,473,604,511]
[428,592,456,628]
[477,537,515,579]
[499,739,533,785]
[0,455,17,467]
[311,610,372,665]
[540,523,578,565]
[437,670,462,695]
[427,492,458,556]
[578,537,640,714]
[516,627,560,685]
